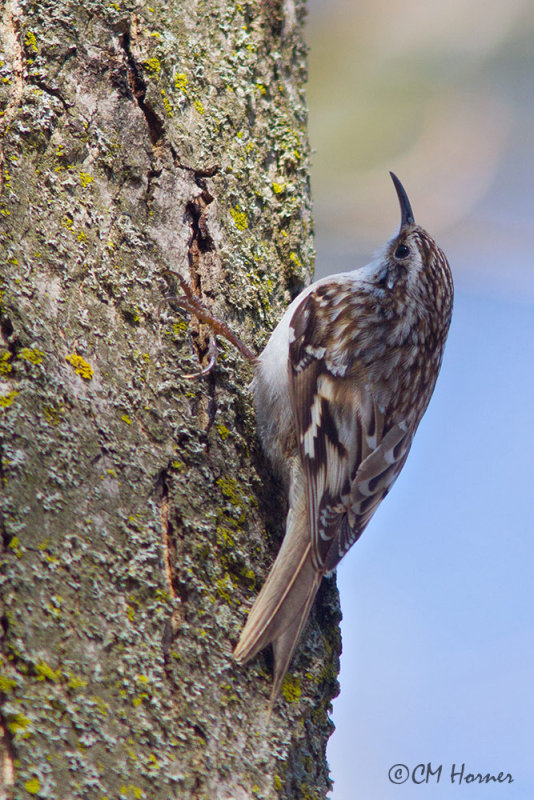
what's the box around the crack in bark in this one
[155,467,188,605]
[183,190,220,437]
[120,32,164,148]
[0,315,15,349]
[118,31,220,209]
[31,77,73,112]
[185,189,216,359]
[186,191,215,275]
[156,468,194,696]
[119,30,165,206]
[173,159,220,179]
[0,718,16,793]
[120,32,168,206]
[160,493,175,598]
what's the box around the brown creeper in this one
[177,174,453,707]
[232,173,453,703]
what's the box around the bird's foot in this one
[166,270,257,376]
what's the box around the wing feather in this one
[288,289,412,574]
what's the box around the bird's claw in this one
[181,334,218,379]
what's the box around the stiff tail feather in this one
[233,501,321,709]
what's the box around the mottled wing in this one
[327,415,412,572]
[288,288,412,574]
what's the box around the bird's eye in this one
[394,243,410,259]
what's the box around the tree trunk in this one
[0,1,340,798]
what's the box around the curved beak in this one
[389,171,415,229]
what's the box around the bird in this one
[176,173,454,709]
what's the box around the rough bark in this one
[0,1,340,798]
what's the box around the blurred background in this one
[305,1,534,798]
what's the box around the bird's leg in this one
[168,270,258,373]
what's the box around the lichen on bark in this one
[0,1,340,798]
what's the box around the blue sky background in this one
[305,2,534,797]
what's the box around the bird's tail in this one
[233,490,321,707]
